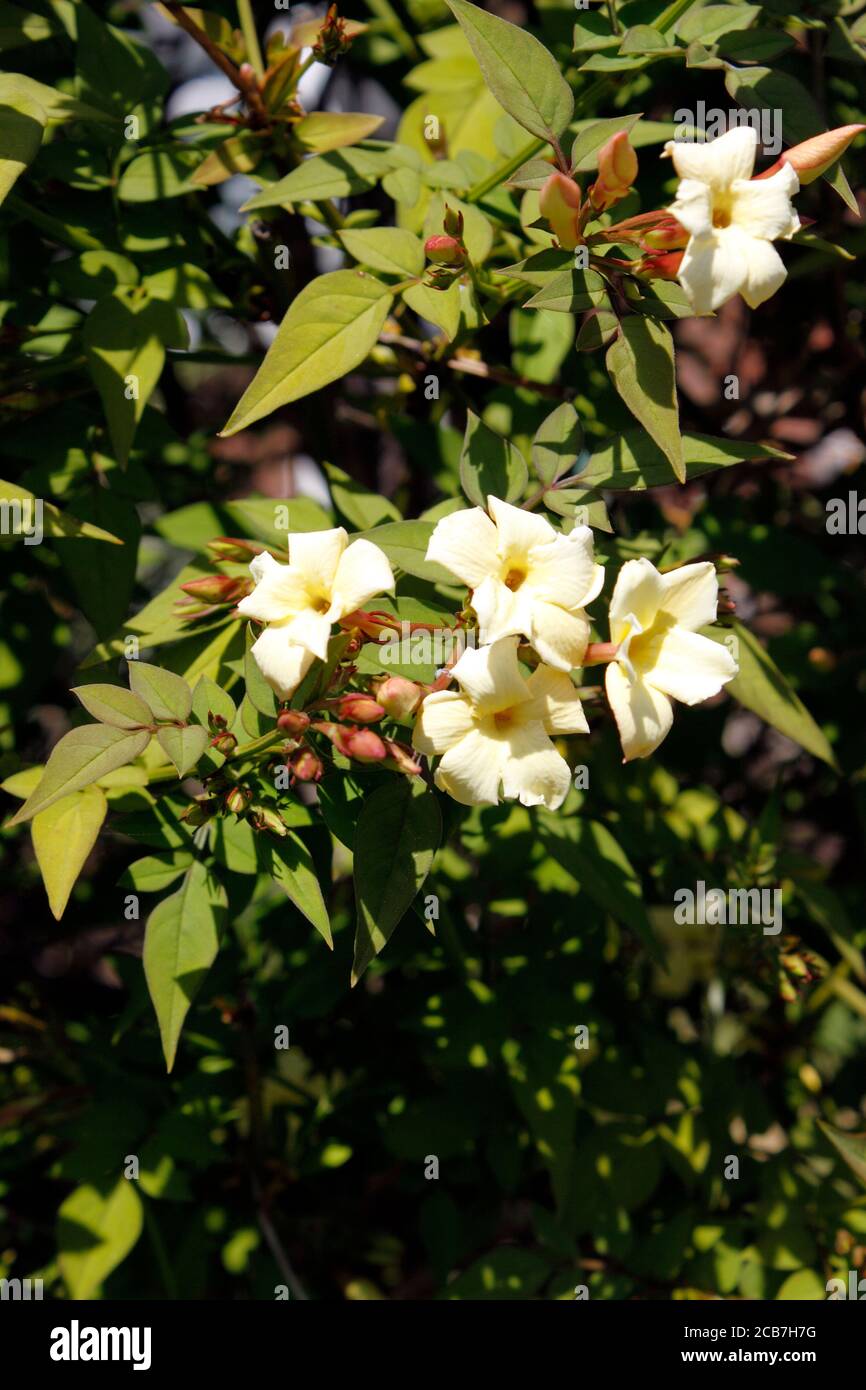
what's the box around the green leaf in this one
[0,479,122,545]
[142,261,230,309]
[241,148,385,211]
[76,3,167,116]
[703,621,837,769]
[119,851,194,893]
[117,146,205,203]
[352,779,441,983]
[354,520,454,584]
[83,286,187,463]
[264,834,333,947]
[511,308,574,384]
[156,724,209,777]
[244,625,278,717]
[128,661,193,722]
[606,317,684,483]
[53,249,139,299]
[402,280,462,340]
[190,131,267,187]
[57,1179,143,1299]
[532,402,584,485]
[72,683,154,730]
[540,815,663,961]
[523,268,608,313]
[7,725,151,826]
[32,786,107,920]
[191,674,237,730]
[143,861,227,1071]
[577,431,790,493]
[676,4,760,44]
[324,461,400,528]
[459,410,529,507]
[776,1269,827,1300]
[818,1121,866,1189]
[446,0,573,143]
[293,111,385,153]
[338,226,424,277]
[0,85,45,207]
[221,271,392,435]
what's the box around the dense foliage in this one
[1,0,865,1301]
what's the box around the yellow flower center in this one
[493,708,516,731]
[504,567,527,592]
[712,195,733,229]
[309,594,331,614]
[628,610,677,669]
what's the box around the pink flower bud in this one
[641,215,689,251]
[375,676,423,721]
[774,124,865,185]
[289,747,323,782]
[210,730,237,755]
[337,693,385,723]
[424,234,465,267]
[589,133,638,212]
[539,172,582,250]
[207,537,268,562]
[277,709,311,735]
[180,575,253,605]
[639,249,684,281]
[340,727,387,762]
[225,785,252,815]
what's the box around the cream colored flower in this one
[238,528,394,698]
[413,637,588,809]
[605,557,737,761]
[427,496,604,671]
[664,126,800,314]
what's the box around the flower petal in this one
[529,600,591,671]
[667,178,714,238]
[666,126,757,188]
[677,227,749,314]
[487,495,555,558]
[330,537,395,617]
[608,557,664,640]
[658,561,719,630]
[249,624,316,700]
[237,552,309,623]
[605,660,673,761]
[738,237,789,309]
[524,528,603,610]
[451,637,531,716]
[413,690,475,755]
[426,506,499,587]
[644,627,738,705]
[525,665,589,734]
[730,163,799,240]
[500,722,572,810]
[472,575,531,645]
[282,608,333,660]
[434,727,505,806]
[288,528,347,592]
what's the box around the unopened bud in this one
[207,536,268,562]
[597,132,638,192]
[382,739,422,774]
[225,785,252,815]
[375,676,422,721]
[425,234,465,267]
[443,205,464,238]
[277,708,311,735]
[539,171,582,250]
[250,805,288,837]
[210,731,237,755]
[181,798,216,826]
[289,746,324,782]
[638,249,684,281]
[641,216,689,251]
[315,721,387,762]
[337,693,384,723]
[180,575,253,605]
[758,124,866,185]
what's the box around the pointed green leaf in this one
[460,410,529,506]
[606,317,684,482]
[352,779,441,984]
[128,660,193,722]
[7,725,150,826]
[532,402,584,485]
[143,861,227,1071]
[58,1179,143,1299]
[0,479,122,543]
[119,851,193,893]
[0,86,44,207]
[818,1121,866,1189]
[32,786,107,920]
[156,724,209,777]
[264,833,333,947]
[338,227,424,277]
[445,0,573,142]
[221,271,392,435]
[72,683,154,729]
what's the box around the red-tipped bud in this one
[539,171,582,250]
[180,575,253,605]
[381,739,422,775]
[289,746,324,782]
[639,250,684,281]
[641,215,689,251]
[249,805,288,837]
[757,124,866,185]
[336,693,385,723]
[341,727,387,762]
[443,205,464,238]
[207,537,268,561]
[425,234,465,267]
[225,785,252,815]
[374,676,422,722]
[589,132,638,212]
[210,730,237,756]
[277,708,311,735]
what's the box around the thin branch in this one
[163,2,269,126]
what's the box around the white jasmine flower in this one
[413,637,588,809]
[238,528,394,698]
[664,126,800,314]
[426,496,604,671]
[605,557,737,761]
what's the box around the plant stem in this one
[164,2,269,126]
[237,0,265,79]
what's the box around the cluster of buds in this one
[313,720,421,774]
[776,940,823,1003]
[539,132,639,251]
[424,206,467,288]
[312,4,355,65]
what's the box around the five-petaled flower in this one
[664,126,800,315]
[605,557,738,761]
[238,528,394,698]
[427,497,604,671]
[413,637,588,809]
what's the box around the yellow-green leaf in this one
[57,1178,143,1299]
[606,317,684,483]
[293,111,384,153]
[143,860,227,1070]
[32,785,107,920]
[7,725,151,826]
